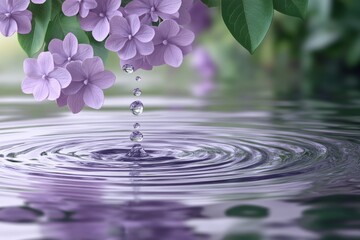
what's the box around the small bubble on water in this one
[133,88,142,97]
[130,131,143,142]
[135,76,141,82]
[130,101,144,116]
[133,123,140,129]
[122,64,134,74]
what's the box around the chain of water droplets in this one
[123,64,148,158]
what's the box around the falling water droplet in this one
[130,101,144,116]
[130,131,143,142]
[126,144,149,158]
[122,64,134,74]
[133,123,140,130]
[133,88,142,97]
[135,76,142,82]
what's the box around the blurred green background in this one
[1,0,360,104]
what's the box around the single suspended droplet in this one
[135,76,142,82]
[133,123,140,130]
[133,88,142,97]
[130,101,144,116]
[126,144,149,158]
[122,64,134,74]
[130,131,143,142]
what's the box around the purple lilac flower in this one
[125,0,181,22]
[173,0,193,25]
[121,54,153,71]
[0,0,32,37]
[62,57,115,113]
[148,20,195,68]
[22,52,72,101]
[48,32,94,67]
[62,0,97,18]
[189,0,212,34]
[80,0,122,41]
[105,15,155,60]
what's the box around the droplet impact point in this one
[126,144,149,158]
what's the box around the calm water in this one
[0,97,359,240]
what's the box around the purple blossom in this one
[22,52,72,101]
[125,0,181,22]
[174,0,193,25]
[80,0,122,41]
[62,0,97,18]
[148,20,195,67]
[105,14,155,60]
[0,0,32,37]
[189,0,212,34]
[48,32,94,67]
[121,54,153,71]
[62,57,116,113]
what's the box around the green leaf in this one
[273,0,308,19]
[44,14,89,50]
[201,0,219,7]
[86,33,109,61]
[221,0,273,54]
[18,1,52,56]
[121,0,132,7]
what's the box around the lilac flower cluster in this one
[64,0,196,70]
[22,33,115,113]
[2,0,210,113]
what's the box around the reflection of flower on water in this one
[0,172,207,240]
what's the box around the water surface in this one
[0,97,359,240]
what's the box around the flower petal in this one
[90,70,115,89]
[164,44,183,67]
[23,58,41,78]
[159,19,180,38]
[136,40,154,56]
[48,39,66,57]
[66,61,86,82]
[48,67,72,88]
[63,32,79,57]
[21,77,38,94]
[63,81,84,95]
[119,41,137,60]
[106,0,121,12]
[47,78,61,100]
[135,25,154,43]
[125,0,149,16]
[80,11,100,31]
[157,0,181,14]
[12,0,30,11]
[73,44,94,61]
[109,16,130,36]
[68,89,85,113]
[82,57,104,77]
[83,84,104,109]
[0,17,17,37]
[147,45,166,66]
[170,28,195,46]
[12,10,32,34]
[37,52,54,75]
[62,0,80,16]
[92,17,110,41]
[33,80,49,101]
[56,93,68,107]
[127,14,140,36]
[105,35,127,52]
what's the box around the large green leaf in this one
[273,0,308,19]
[201,0,219,7]
[86,33,109,61]
[44,14,89,50]
[221,0,273,54]
[18,1,52,56]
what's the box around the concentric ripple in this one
[0,100,359,203]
